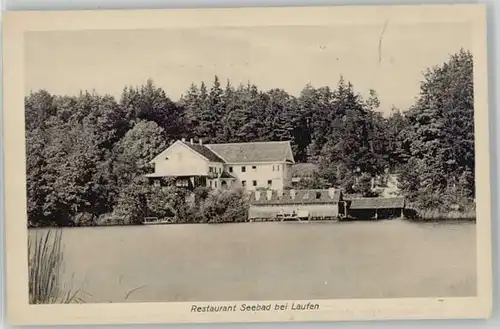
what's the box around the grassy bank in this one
[28,229,86,303]
[403,207,476,222]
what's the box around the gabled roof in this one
[181,141,225,163]
[205,141,295,164]
[219,171,235,179]
[149,140,225,164]
[348,197,405,210]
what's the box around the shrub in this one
[353,173,380,197]
[198,188,249,223]
[341,176,357,194]
[113,176,149,224]
[147,186,178,219]
[294,172,330,189]
[193,186,212,201]
[96,213,127,226]
[402,207,419,219]
[73,212,97,226]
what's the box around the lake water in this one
[31,219,476,303]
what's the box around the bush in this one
[193,186,212,201]
[377,173,390,187]
[353,173,380,197]
[402,207,419,219]
[294,172,330,189]
[96,213,126,226]
[198,188,249,223]
[146,185,193,223]
[147,186,177,219]
[341,176,357,194]
[73,212,97,226]
[113,176,149,224]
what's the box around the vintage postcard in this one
[2,4,492,326]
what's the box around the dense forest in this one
[25,49,475,227]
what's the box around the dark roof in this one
[250,189,342,205]
[348,197,405,210]
[219,171,235,179]
[292,163,319,177]
[205,141,294,163]
[181,141,225,163]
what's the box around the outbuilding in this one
[248,188,343,221]
[346,197,405,220]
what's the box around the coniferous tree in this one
[24,49,476,226]
[399,49,475,207]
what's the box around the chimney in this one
[199,139,203,145]
[190,138,194,145]
[181,138,186,142]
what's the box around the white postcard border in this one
[2,4,492,325]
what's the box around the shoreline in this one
[27,216,477,229]
[403,208,476,222]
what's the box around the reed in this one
[28,229,85,304]
[407,209,476,222]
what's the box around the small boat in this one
[142,217,175,225]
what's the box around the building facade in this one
[146,138,295,192]
[248,188,343,220]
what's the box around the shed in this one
[248,188,343,220]
[346,197,405,220]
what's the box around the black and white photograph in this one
[2,4,492,325]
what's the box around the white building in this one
[146,138,295,192]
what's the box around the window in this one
[154,180,161,187]
[252,165,257,170]
[229,166,233,173]
[277,165,280,172]
[252,180,257,187]
[267,180,272,187]
[209,167,213,173]
[209,181,213,188]
[242,166,246,173]
[215,181,218,188]
[316,192,322,199]
[242,180,246,187]
[219,167,222,173]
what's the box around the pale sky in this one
[25,22,472,114]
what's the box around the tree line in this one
[25,49,475,227]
